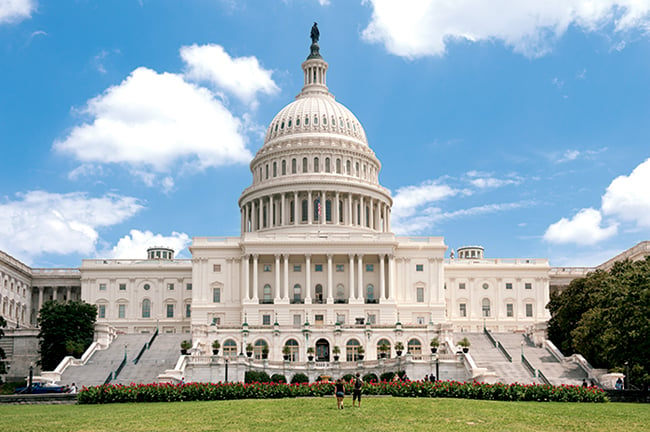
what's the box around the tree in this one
[37,301,97,371]
[547,258,650,387]
[0,316,7,383]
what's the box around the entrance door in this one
[315,338,330,361]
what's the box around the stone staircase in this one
[113,334,186,385]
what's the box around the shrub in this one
[363,373,378,383]
[245,371,271,383]
[380,371,395,382]
[291,373,309,384]
[341,374,355,382]
[271,374,286,384]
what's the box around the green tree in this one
[0,316,7,383]
[37,301,97,370]
[547,258,650,387]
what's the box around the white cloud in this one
[544,208,618,245]
[391,180,464,219]
[0,191,143,264]
[181,44,279,109]
[53,67,253,188]
[105,229,191,259]
[362,1,650,58]
[0,0,34,24]
[466,171,522,189]
[601,158,650,227]
[557,149,581,163]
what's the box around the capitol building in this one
[2,31,647,385]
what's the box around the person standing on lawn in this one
[352,372,362,407]
[335,378,345,409]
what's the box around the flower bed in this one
[77,380,607,405]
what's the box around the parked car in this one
[15,382,68,394]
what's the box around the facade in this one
[1,35,648,376]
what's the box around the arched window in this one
[223,339,237,357]
[254,339,268,360]
[314,157,320,173]
[336,158,341,174]
[325,199,332,222]
[292,158,297,174]
[292,284,302,304]
[282,160,286,175]
[366,206,370,227]
[346,339,361,361]
[301,199,308,222]
[142,299,151,318]
[265,164,269,179]
[339,200,344,223]
[408,339,422,358]
[355,162,359,177]
[273,161,277,177]
[325,158,330,173]
[263,284,272,303]
[302,157,308,173]
[290,200,295,222]
[315,284,323,304]
[482,298,491,317]
[366,284,375,303]
[285,339,299,361]
[377,338,391,359]
[335,284,345,303]
[314,198,321,221]
[346,160,351,175]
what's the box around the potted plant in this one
[430,337,440,354]
[262,345,269,359]
[332,345,341,361]
[246,342,254,358]
[282,345,291,361]
[211,340,220,355]
[458,337,470,353]
[356,346,365,361]
[180,340,191,355]
[395,341,404,357]
[378,342,389,359]
[307,346,315,361]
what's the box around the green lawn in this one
[1,397,648,432]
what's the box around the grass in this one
[0,397,649,432]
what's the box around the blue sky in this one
[1,0,650,268]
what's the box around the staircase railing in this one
[484,327,512,362]
[134,328,159,365]
[537,369,551,385]
[483,326,497,347]
[521,353,535,376]
[496,341,512,362]
[103,351,128,385]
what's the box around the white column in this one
[369,198,374,230]
[66,286,71,302]
[283,254,289,301]
[347,194,353,226]
[281,193,286,226]
[388,255,395,301]
[307,191,313,224]
[269,195,274,227]
[305,254,312,303]
[52,287,58,302]
[326,254,333,303]
[348,254,355,300]
[293,192,298,225]
[274,254,281,302]
[357,255,364,300]
[258,199,263,229]
[379,254,386,301]
[243,255,250,301]
[37,287,43,312]
[334,192,340,225]
[252,254,259,302]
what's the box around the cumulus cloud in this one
[544,208,618,245]
[0,0,34,24]
[362,1,650,58]
[53,67,253,188]
[181,44,279,109]
[105,229,191,259]
[0,191,143,264]
[601,158,650,227]
[392,180,465,219]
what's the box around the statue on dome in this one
[310,22,320,45]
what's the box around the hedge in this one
[78,380,608,404]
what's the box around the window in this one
[166,304,174,318]
[262,315,271,326]
[408,339,422,358]
[273,161,277,177]
[459,283,466,290]
[301,199,308,221]
[525,283,532,290]
[99,283,106,291]
[142,299,151,318]
[223,339,237,357]
[118,304,126,319]
[293,264,301,272]
[315,264,323,272]
[263,264,272,272]
[346,160,351,174]
[263,284,272,303]
[314,284,323,303]
[213,287,221,303]
[365,264,374,272]
[417,316,425,325]
[459,303,467,317]
[285,339,299,361]
[293,284,302,303]
[336,284,345,302]
[213,264,221,272]
[185,304,191,318]
[336,313,346,324]
[302,157,308,173]
[168,283,174,290]
[314,157,319,172]
[98,304,106,319]
[506,303,514,317]
[367,314,376,325]
[291,158,297,174]
[366,284,375,302]
[325,158,330,172]
[416,287,424,303]
[282,160,286,175]
[143,284,150,291]
[482,299,491,317]
[119,283,126,291]
[526,303,533,317]
[315,314,324,326]
[293,314,301,327]
[482,283,489,290]
[416,264,424,272]
[506,283,513,290]
[254,339,268,359]
[336,264,344,272]
[346,339,361,361]
[212,317,221,326]
[186,283,192,290]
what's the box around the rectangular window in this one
[119,283,126,291]
[262,314,271,326]
[525,283,532,290]
[293,264,301,272]
[293,314,301,327]
[185,304,191,318]
[99,283,106,291]
[459,283,466,290]
[315,314,324,326]
[336,313,346,325]
[167,283,174,290]
[459,303,467,317]
[416,316,425,325]
[506,303,514,317]
[213,288,221,303]
[212,317,221,326]
[336,264,344,272]
[213,264,221,273]
[263,264,272,272]
[367,314,376,325]
[118,304,125,319]
[526,304,533,317]
[314,264,323,272]
[166,304,174,318]
[366,264,374,272]
[416,287,424,303]
[506,282,513,290]
[98,304,106,319]
[186,283,192,290]
[416,264,424,272]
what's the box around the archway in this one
[315,338,330,362]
